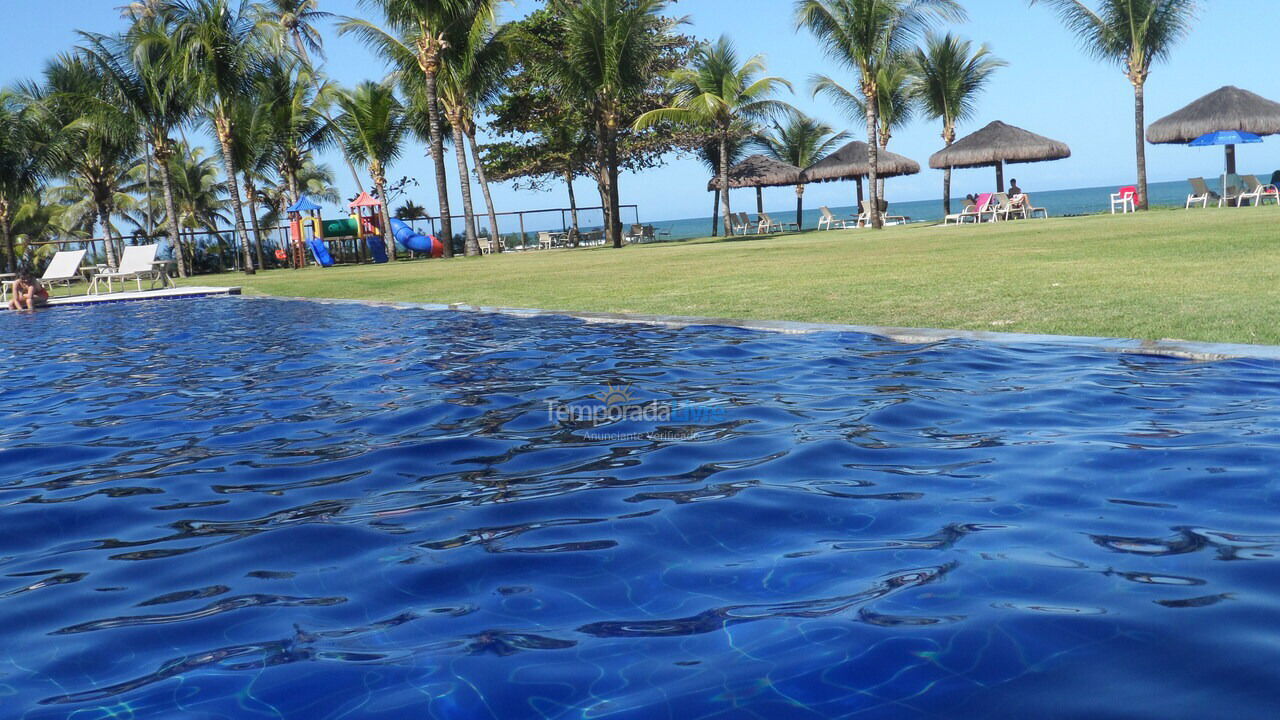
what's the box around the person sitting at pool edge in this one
[8,270,48,310]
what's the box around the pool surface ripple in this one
[1,298,1278,718]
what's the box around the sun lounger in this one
[943,203,978,224]
[944,193,994,224]
[1186,177,1218,208]
[1110,186,1137,214]
[817,206,852,230]
[2,249,87,302]
[1236,175,1279,206]
[89,244,172,294]
[988,193,1026,221]
[858,200,909,226]
[759,212,798,233]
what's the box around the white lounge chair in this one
[859,200,909,225]
[1185,177,1218,208]
[88,244,171,294]
[1236,175,1279,207]
[3,249,88,303]
[817,206,852,230]
[758,212,797,233]
[1110,186,1137,214]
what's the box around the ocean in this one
[645,177,1258,241]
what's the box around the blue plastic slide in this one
[388,218,444,257]
[365,235,389,263]
[307,238,335,267]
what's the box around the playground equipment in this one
[348,192,389,263]
[283,193,394,267]
[389,218,445,258]
[285,196,332,267]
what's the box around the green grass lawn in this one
[179,207,1280,345]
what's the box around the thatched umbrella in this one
[800,141,920,209]
[1147,86,1280,178]
[707,154,802,215]
[929,121,1070,193]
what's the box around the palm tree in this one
[755,113,848,230]
[813,55,916,202]
[696,129,750,236]
[1029,0,1197,211]
[257,0,367,195]
[170,0,263,274]
[635,36,792,237]
[0,91,51,273]
[341,0,486,257]
[256,0,332,61]
[257,60,335,208]
[79,19,197,277]
[437,7,506,255]
[29,53,140,270]
[907,33,1006,215]
[334,81,408,262]
[228,90,278,271]
[796,0,964,228]
[167,143,230,270]
[11,193,75,268]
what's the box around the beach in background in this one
[639,176,1264,240]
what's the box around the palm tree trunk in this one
[864,86,882,230]
[564,169,580,237]
[796,184,805,230]
[606,124,623,248]
[449,121,479,255]
[710,190,719,236]
[285,167,300,207]
[422,68,454,257]
[594,116,611,247]
[99,201,119,268]
[1134,77,1149,211]
[467,129,501,252]
[0,204,13,274]
[374,171,393,262]
[942,123,955,216]
[718,133,733,236]
[155,144,188,278]
[243,173,266,271]
[214,117,255,274]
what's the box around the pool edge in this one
[248,295,1280,363]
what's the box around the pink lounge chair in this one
[944,193,994,225]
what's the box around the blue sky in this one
[4,0,1278,224]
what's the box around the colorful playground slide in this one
[307,237,335,267]
[389,219,445,258]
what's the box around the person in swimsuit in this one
[8,271,49,310]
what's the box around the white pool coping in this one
[247,295,1280,363]
[10,286,243,309]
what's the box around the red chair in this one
[1110,186,1139,214]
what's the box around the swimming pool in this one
[2,297,1278,719]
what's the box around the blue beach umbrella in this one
[1189,130,1263,146]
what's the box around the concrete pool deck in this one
[4,286,242,310]
[251,295,1280,363]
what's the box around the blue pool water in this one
[3,298,1280,719]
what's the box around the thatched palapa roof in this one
[800,141,920,183]
[707,155,802,191]
[929,121,1070,169]
[1147,86,1280,144]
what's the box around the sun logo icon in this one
[593,383,635,407]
